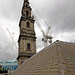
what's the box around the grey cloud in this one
[31,0,75,46]
[0,25,17,61]
[31,0,75,33]
[0,0,75,61]
[46,0,75,32]
[0,0,23,21]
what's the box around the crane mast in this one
[6,27,17,50]
[34,15,53,47]
[34,16,45,37]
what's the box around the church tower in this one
[17,0,36,66]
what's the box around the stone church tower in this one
[17,0,36,66]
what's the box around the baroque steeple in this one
[17,0,36,66]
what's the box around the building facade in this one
[17,0,36,66]
[0,61,17,75]
[13,40,75,75]
[0,61,17,71]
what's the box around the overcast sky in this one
[0,0,75,61]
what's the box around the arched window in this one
[27,43,30,50]
[26,4,28,7]
[27,22,30,28]
[26,10,29,16]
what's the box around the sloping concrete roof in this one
[13,40,75,75]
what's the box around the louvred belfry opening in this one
[27,43,30,50]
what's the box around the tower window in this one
[26,4,28,7]
[26,11,29,16]
[27,43,30,50]
[27,22,30,28]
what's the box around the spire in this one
[17,0,36,66]
[24,0,29,2]
[23,0,30,8]
[22,0,32,18]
